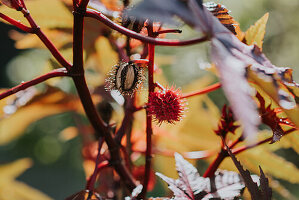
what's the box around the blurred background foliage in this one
[0,0,299,199]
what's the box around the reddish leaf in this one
[156,153,247,200]
[256,92,296,143]
[259,166,272,200]
[204,2,244,39]
[214,105,239,138]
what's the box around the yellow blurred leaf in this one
[0,87,81,145]
[10,30,72,50]
[245,13,269,48]
[248,71,299,131]
[242,148,299,183]
[0,0,73,28]
[59,126,79,141]
[0,158,32,183]
[95,36,118,74]
[284,132,299,155]
[0,158,52,200]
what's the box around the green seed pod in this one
[105,62,144,96]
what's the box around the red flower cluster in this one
[147,87,186,124]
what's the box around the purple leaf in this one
[174,153,209,198]
[156,172,193,200]
[259,166,272,200]
[156,153,247,200]
[203,170,245,200]
[225,144,273,200]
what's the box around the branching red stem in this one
[0,13,33,32]
[203,128,297,178]
[19,9,72,70]
[0,8,72,69]
[0,68,68,100]
[182,82,221,98]
[85,9,209,46]
[232,128,297,155]
[35,29,72,70]
[86,139,107,191]
[72,5,137,192]
[1,4,72,70]
[203,149,227,178]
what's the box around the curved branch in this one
[19,9,72,70]
[72,7,137,191]
[0,13,33,33]
[182,82,221,98]
[85,9,209,46]
[0,68,68,100]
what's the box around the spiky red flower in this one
[147,87,186,124]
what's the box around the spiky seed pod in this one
[148,87,186,124]
[105,62,144,96]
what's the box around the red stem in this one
[232,128,296,154]
[86,139,106,191]
[3,5,72,70]
[182,82,221,98]
[21,10,72,70]
[0,68,68,100]
[85,10,209,46]
[71,4,137,191]
[35,29,72,70]
[0,13,33,32]
[203,149,227,178]
[139,24,155,199]
[203,128,296,177]
[115,97,136,144]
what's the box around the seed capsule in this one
[105,62,144,96]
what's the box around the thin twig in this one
[0,68,68,100]
[20,8,72,70]
[232,128,297,155]
[182,82,221,98]
[85,9,209,46]
[72,4,137,192]
[0,13,33,32]
[203,128,297,178]
[86,138,107,191]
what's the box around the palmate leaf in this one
[188,2,299,140]
[245,13,269,49]
[156,153,247,200]
[130,0,299,140]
